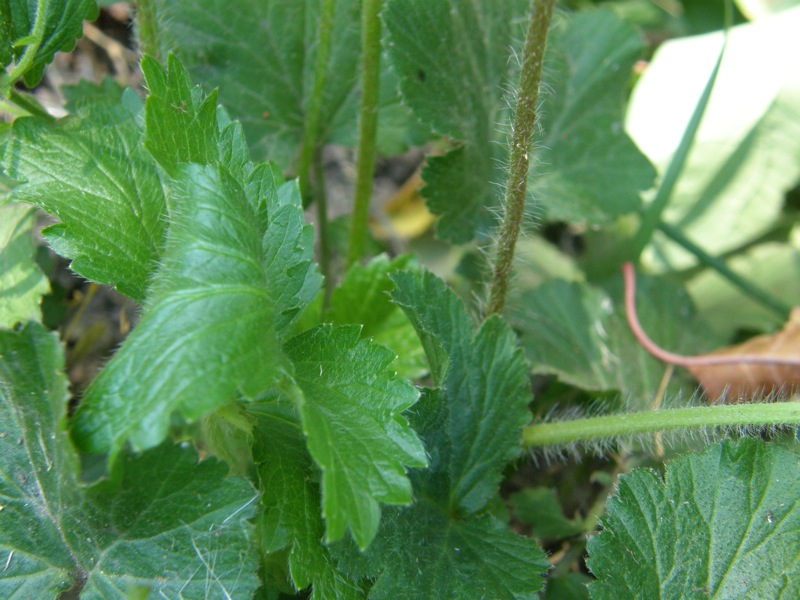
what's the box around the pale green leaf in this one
[384,3,653,241]
[391,270,531,514]
[3,88,167,302]
[284,324,427,549]
[509,276,712,402]
[0,322,260,599]
[687,241,800,338]
[1,0,98,88]
[71,163,320,458]
[327,254,426,380]
[0,204,49,327]
[626,10,800,271]
[587,439,800,599]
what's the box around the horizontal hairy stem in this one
[523,400,800,448]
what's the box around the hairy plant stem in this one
[346,0,382,267]
[134,0,160,60]
[486,0,555,316]
[523,400,800,448]
[314,150,332,301]
[298,0,337,209]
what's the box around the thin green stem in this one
[630,36,726,260]
[314,150,332,301]
[486,0,555,316]
[346,0,382,267]
[298,0,337,208]
[659,222,790,319]
[134,0,160,60]
[523,400,800,448]
[2,0,47,94]
[0,97,31,117]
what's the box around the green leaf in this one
[1,0,98,89]
[71,163,320,458]
[337,503,550,599]
[626,10,800,271]
[154,0,406,169]
[142,54,220,176]
[509,276,712,402]
[3,87,168,302]
[587,439,800,598]
[254,406,365,599]
[326,254,427,380]
[0,322,260,599]
[384,3,653,241]
[392,270,532,513]
[0,204,49,327]
[283,324,427,549]
[528,10,656,224]
[509,487,584,540]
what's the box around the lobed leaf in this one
[0,204,49,328]
[71,163,320,459]
[0,322,260,599]
[283,324,427,549]
[587,439,800,598]
[392,270,532,513]
[142,54,220,176]
[3,87,167,302]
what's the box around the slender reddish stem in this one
[622,262,800,367]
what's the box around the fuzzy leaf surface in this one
[384,3,653,241]
[363,504,549,599]
[0,204,49,327]
[327,254,426,380]
[3,89,167,302]
[0,322,260,599]
[392,270,532,513]
[142,54,220,176]
[71,163,320,458]
[284,324,427,549]
[1,0,98,88]
[587,439,800,599]
[254,405,364,599]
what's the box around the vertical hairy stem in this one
[298,0,337,209]
[347,0,382,267]
[486,0,555,316]
[523,401,800,449]
[314,150,332,300]
[134,0,160,60]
